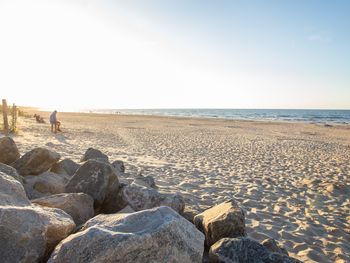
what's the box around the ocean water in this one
[92,109,350,124]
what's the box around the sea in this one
[89,109,350,124]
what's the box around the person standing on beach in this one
[50,110,61,133]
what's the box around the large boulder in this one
[0,136,20,164]
[0,162,23,184]
[12,147,60,176]
[65,160,120,211]
[0,171,29,206]
[24,172,70,199]
[123,183,185,214]
[50,158,80,176]
[80,148,109,163]
[0,172,75,263]
[32,193,94,226]
[49,206,205,263]
[194,199,246,247]
[209,237,302,263]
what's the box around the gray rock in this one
[0,136,20,165]
[32,193,94,226]
[49,206,205,263]
[111,160,125,173]
[0,172,75,263]
[0,162,23,184]
[209,237,302,263]
[123,183,185,214]
[50,158,80,176]
[80,148,109,163]
[100,182,128,214]
[133,174,157,188]
[116,205,135,213]
[12,147,60,176]
[262,238,289,256]
[194,199,246,247]
[24,172,70,199]
[0,171,29,207]
[65,160,120,210]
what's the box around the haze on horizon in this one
[0,0,349,111]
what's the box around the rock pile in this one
[0,137,303,262]
[49,206,205,263]
[0,172,75,262]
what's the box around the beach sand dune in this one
[12,111,350,263]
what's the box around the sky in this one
[0,0,349,110]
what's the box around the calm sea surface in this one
[91,109,350,124]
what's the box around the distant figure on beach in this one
[50,110,61,133]
[34,114,45,123]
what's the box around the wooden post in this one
[12,103,17,132]
[2,99,9,135]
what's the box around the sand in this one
[7,110,350,262]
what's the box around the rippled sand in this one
[13,111,350,263]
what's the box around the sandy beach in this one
[9,110,350,263]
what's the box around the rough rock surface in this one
[50,158,80,176]
[24,172,70,199]
[194,199,246,247]
[0,162,23,184]
[80,148,109,163]
[209,237,302,263]
[12,147,60,176]
[0,136,20,165]
[65,160,119,210]
[133,174,157,188]
[116,205,135,213]
[32,193,94,226]
[0,172,75,263]
[111,160,125,173]
[49,206,205,263]
[100,182,128,214]
[262,238,289,256]
[123,183,185,214]
[0,171,29,206]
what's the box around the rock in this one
[49,206,205,263]
[32,193,94,226]
[0,162,23,184]
[0,136,20,165]
[209,237,302,263]
[111,160,125,173]
[80,147,109,163]
[182,206,199,223]
[117,205,135,213]
[0,171,29,206]
[12,147,60,176]
[24,172,70,199]
[262,238,289,256]
[65,160,120,210]
[100,182,128,214]
[194,199,246,247]
[122,183,185,214]
[50,158,80,176]
[133,174,157,188]
[0,172,75,263]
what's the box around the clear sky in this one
[0,0,349,110]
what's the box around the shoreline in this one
[21,106,350,127]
